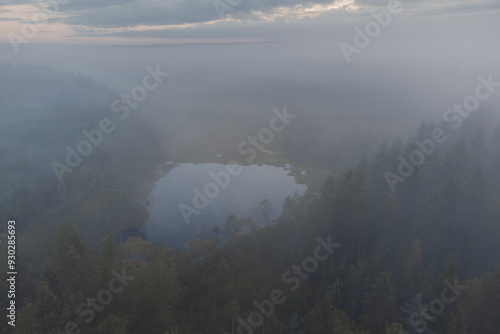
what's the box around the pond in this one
[123,163,307,249]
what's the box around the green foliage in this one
[360,272,398,333]
[127,246,185,333]
[16,280,64,334]
[386,322,404,334]
[10,115,500,333]
[447,306,467,334]
[304,291,369,334]
[94,314,128,334]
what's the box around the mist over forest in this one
[1,1,500,333]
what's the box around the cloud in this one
[63,0,219,28]
[61,0,500,37]
[53,0,340,28]
[354,0,500,16]
[68,19,304,41]
[1,0,498,42]
[0,0,33,5]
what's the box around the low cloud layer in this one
[1,0,499,43]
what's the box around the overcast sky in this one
[1,0,499,44]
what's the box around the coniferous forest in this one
[2,83,500,332]
[1,2,500,333]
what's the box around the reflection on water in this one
[124,163,306,249]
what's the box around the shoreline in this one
[117,150,329,245]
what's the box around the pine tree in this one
[94,314,128,334]
[360,272,398,333]
[386,322,404,334]
[447,306,467,334]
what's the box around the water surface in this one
[139,163,307,248]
